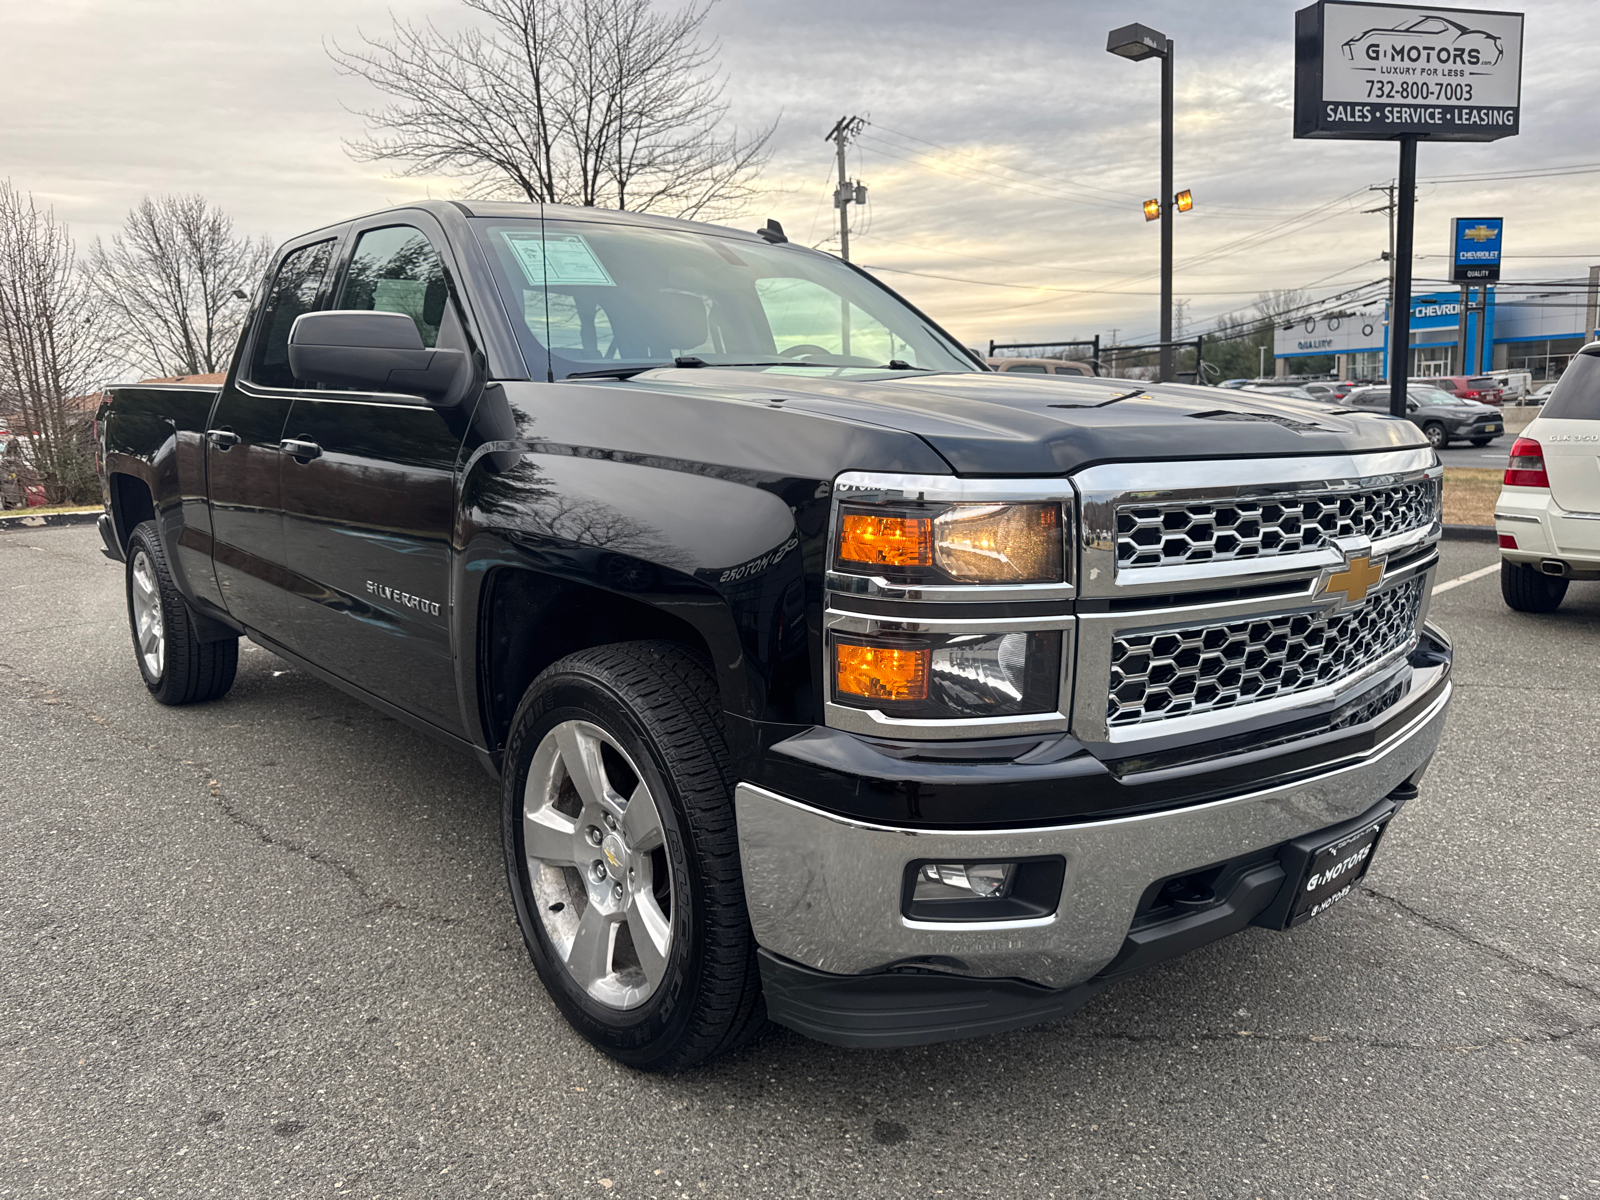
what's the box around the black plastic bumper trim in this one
[757,950,1108,1049]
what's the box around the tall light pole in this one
[1107,23,1174,383]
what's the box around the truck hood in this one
[622,368,1429,475]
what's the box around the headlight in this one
[831,631,1062,718]
[835,501,1063,584]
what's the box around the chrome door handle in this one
[206,428,241,448]
[280,438,322,461]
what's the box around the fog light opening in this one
[914,862,1018,902]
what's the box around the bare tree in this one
[84,195,271,379]
[330,0,774,220]
[0,182,111,504]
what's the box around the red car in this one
[1411,375,1503,405]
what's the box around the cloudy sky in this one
[4,0,1597,349]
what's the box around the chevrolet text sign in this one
[1294,2,1524,141]
[1451,216,1503,281]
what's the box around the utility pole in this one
[1365,181,1397,381]
[825,116,868,262]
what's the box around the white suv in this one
[1494,343,1600,612]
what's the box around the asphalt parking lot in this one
[3,527,1598,1199]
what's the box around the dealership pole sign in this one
[1451,216,1503,281]
[1294,2,1522,418]
[1295,3,1524,140]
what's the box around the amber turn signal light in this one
[834,641,930,702]
[837,512,933,567]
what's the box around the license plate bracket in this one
[1252,797,1401,931]
[1286,817,1389,926]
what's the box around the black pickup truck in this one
[98,200,1452,1070]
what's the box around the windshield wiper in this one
[565,357,707,380]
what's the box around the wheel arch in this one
[107,470,156,552]
[468,560,740,765]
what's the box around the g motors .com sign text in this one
[1294,2,1524,141]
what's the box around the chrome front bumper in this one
[735,679,1449,989]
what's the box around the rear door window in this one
[1003,364,1048,374]
[248,240,335,388]
[1541,353,1600,420]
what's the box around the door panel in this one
[209,237,337,636]
[279,397,462,731]
[206,388,295,630]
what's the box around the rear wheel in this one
[1422,422,1448,449]
[1500,560,1567,613]
[125,521,238,704]
[502,641,765,1071]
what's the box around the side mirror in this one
[287,310,469,405]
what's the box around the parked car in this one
[1410,374,1502,405]
[1494,343,1600,612]
[1346,385,1503,448]
[1302,381,1361,401]
[1241,383,1319,401]
[987,356,1094,376]
[1527,382,1558,405]
[1488,370,1532,403]
[96,199,1453,1070]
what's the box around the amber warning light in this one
[834,642,929,702]
[837,512,933,567]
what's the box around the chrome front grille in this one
[1106,576,1427,727]
[1115,478,1440,570]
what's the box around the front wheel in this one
[502,641,765,1071]
[125,521,238,705]
[1501,560,1567,613]
[1423,422,1448,449]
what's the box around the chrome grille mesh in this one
[1115,479,1439,569]
[1107,577,1426,726]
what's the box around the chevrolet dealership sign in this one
[1451,216,1503,281]
[1294,2,1524,140]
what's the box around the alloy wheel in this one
[521,720,674,1010]
[130,550,165,678]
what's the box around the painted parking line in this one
[1432,563,1500,596]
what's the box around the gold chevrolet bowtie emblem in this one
[1322,555,1385,604]
[1463,224,1499,243]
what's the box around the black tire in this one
[1422,422,1448,449]
[125,521,239,705]
[1469,437,1494,447]
[1500,560,1567,613]
[502,641,766,1071]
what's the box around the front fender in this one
[453,443,820,750]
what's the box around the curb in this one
[1442,523,1496,544]
[0,508,102,531]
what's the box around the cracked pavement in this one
[2,528,1598,1199]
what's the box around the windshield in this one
[1409,389,1457,406]
[473,217,977,380]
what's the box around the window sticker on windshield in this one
[500,231,616,287]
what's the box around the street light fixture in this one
[1143,199,1161,222]
[1107,22,1175,382]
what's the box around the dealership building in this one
[1274,273,1600,381]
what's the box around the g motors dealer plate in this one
[1288,819,1389,926]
